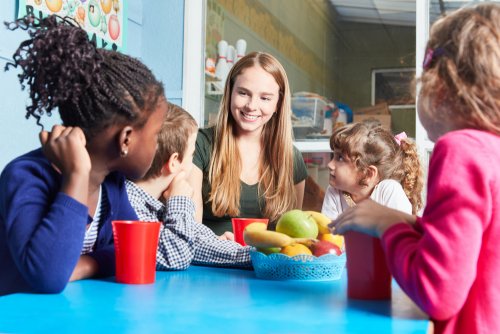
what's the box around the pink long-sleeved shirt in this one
[382,129,500,334]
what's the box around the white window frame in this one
[182,0,206,126]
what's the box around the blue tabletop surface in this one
[0,266,428,333]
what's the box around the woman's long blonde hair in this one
[208,52,296,222]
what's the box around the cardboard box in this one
[353,102,392,131]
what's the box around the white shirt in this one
[321,179,412,220]
[81,186,103,254]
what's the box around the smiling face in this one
[229,65,280,135]
[327,150,361,194]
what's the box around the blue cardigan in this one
[0,149,138,295]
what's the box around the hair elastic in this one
[423,47,446,70]
[394,132,407,146]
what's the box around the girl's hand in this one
[329,199,415,238]
[39,125,90,204]
[163,171,193,199]
[39,125,91,176]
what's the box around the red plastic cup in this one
[344,231,392,299]
[112,220,161,284]
[231,218,269,246]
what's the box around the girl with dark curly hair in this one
[0,15,167,295]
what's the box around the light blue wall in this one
[142,1,184,106]
[0,0,185,170]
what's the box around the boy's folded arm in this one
[192,224,252,268]
[156,196,198,270]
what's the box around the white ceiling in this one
[329,0,500,27]
[329,0,417,26]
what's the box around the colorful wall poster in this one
[17,0,127,52]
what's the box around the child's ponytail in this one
[5,15,102,129]
[5,14,164,139]
[399,139,424,214]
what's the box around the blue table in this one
[0,266,428,333]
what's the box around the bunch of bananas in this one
[243,211,344,256]
[243,222,316,248]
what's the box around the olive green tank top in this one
[193,127,308,235]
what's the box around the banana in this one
[245,222,268,232]
[305,211,333,234]
[244,229,293,248]
[243,228,317,248]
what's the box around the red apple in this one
[311,240,342,257]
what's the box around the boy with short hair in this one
[126,103,251,270]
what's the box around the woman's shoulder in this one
[292,145,304,158]
[291,145,308,183]
[194,127,216,170]
[197,126,215,143]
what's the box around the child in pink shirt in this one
[331,3,500,334]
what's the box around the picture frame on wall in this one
[371,68,415,108]
[17,0,127,52]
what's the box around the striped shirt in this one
[81,186,105,254]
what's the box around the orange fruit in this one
[281,243,312,256]
[319,233,344,249]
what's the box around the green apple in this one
[276,209,318,238]
[257,247,281,255]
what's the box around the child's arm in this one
[2,171,89,293]
[69,255,99,281]
[188,166,204,223]
[190,224,252,268]
[0,126,93,293]
[330,199,416,237]
[218,231,235,241]
[156,196,198,270]
[39,126,90,205]
[157,172,198,270]
[380,134,489,320]
[162,175,251,268]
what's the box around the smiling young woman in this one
[188,52,308,236]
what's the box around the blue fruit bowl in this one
[250,250,346,281]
